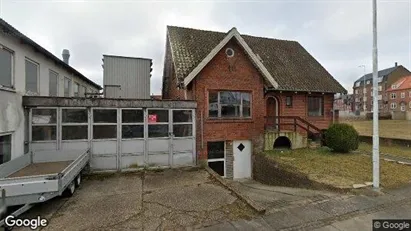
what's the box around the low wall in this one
[252,154,345,192]
[264,131,307,150]
[359,136,411,147]
[392,111,406,120]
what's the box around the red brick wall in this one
[388,89,411,112]
[190,39,266,159]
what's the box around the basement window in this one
[207,141,225,176]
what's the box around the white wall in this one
[0,32,100,160]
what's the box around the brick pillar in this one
[225,141,234,179]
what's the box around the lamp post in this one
[359,65,366,112]
[372,0,380,190]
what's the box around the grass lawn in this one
[264,147,411,189]
[358,142,411,159]
[342,120,411,140]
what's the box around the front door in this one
[233,140,252,179]
[266,97,278,129]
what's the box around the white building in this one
[103,55,152,99]
[0,18,102,164]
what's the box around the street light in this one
[359,65,366,112]
[372,0,380,190]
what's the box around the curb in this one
[204,166,266,214]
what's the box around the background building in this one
[103,55,152,99]
[386,76,411,120]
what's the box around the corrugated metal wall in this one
[103,56,151,99]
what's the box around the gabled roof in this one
[354,66,402,87]
[0,18,102,90]
[167,26,346,93]
[386,76,411,92]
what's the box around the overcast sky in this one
[1,0,410,94]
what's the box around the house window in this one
[25,59,39,93]
[122,109,144,139]
[355,82,361,87]
[0,134,11,165]
[401,92,405,98]
[363,88,367,94]
[378,77,383,83]
[0,46,13,88]
[409,91,411,98]
[208,91,251,118]
[366,80,371,85]
[80,85,87,97]
[409,101,411,109]
[285,96,292,107]
[64,77,71,97]
[73,82,80,97]
[49,70,58,96]
[391,103,397,109]
[173,110,193,137]
[93,109,117,139]
[31,108,57,141]
[363,96,367,102]
[148,109,169,138]
[62,109,88,140]
[207,141,225,176]
[391,93,396,99]
[355,89,359,94]
[307,96,323,117]
[378,86,382,91]
[400,103,406,112]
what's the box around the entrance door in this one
[233,140,252,179]
[266,97,278,129]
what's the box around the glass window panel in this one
[64,77,71,97]
[0,135,11,164]
[32,109,57,124]
[148,110,168,123]
[62,126,88,140]
[208,161,224,176]
[25,59,38,93]
[220,91,241,104]
[63,109,88,123]
[0,48,12,87]
[148,124,169,138]
[93,125,117,139]
[173,110,192,123]
[221,105,241,117]
[207,142,225,159]
[73,82,79,96]
[242,93,251,117]
[209,91,218,117]
[122,125,144,139]
[173,124,192,137]
[93,109,117,123]
[122,110,144,123]
[308,97,323,116]
[32,126,56,141]
[49,70,58,96]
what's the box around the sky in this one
[0,0,410,95]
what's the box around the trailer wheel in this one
[75,174,81,187]
[63,182,76,197]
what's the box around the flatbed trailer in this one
[0,149,90,226]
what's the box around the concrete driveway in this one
[18,168,256,230]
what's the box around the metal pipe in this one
[372,0,380,190]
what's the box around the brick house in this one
[334,94,354,113]
[162,26,346,178]
[352,64,411,113]
[386,76,411,119]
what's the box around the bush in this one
[325,123,359,153]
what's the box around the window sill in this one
[0,86,16,93]
[206,118,253,123]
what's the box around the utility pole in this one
[372,0,380,190]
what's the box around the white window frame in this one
[172,109,194,138]
[401,92,406,98]
[363,88,367,94]
[378,86,382,91]
[25,58,39,94]
[400,104,406,112]
[391,93,397,99]
[366,80,371,85]
[391,103,397,109]
[0,45,14,89]
[61,107,89,141]
[73,82,80,97]
[208,91,252,119]
[92,108,118,140]
[64,77,72,97]
[207,141,226,177]
[121,108,144,140]
[49,69,59,96]
[30,107,58,143]
[355,82,361,87]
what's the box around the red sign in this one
[148,114,157,123]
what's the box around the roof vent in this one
[62,49,70,65]
[395,62,398,67]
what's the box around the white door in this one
[233,140,252,179]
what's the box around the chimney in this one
[395,62,398,67]
[62,49,70,65]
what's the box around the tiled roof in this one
[0,18,102,90]
[167,26,346,93]
[386,76,411,91]
[354,66,399,87]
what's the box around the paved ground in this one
[199,180,411,231]
[17,168,256,230]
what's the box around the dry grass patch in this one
[264,148,411,189]
[342,120,411,140]
[358,142,411,159]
